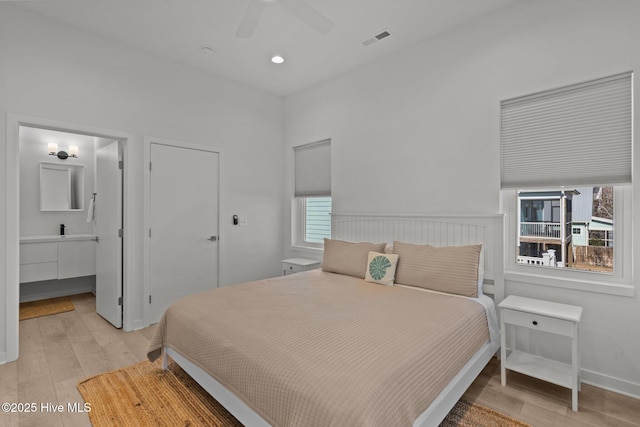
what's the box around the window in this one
[500,73,633,294]
[516,187,614,273]
[301,197,332,245]
[294,140,331,248]
[503,186,632,296]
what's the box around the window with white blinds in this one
[501,73,634,293]
[294,140,331,197]
[294,140,332,248]
[500,72,632,189]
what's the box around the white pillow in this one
[364,251,399,286]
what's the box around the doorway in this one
[18,127,124,326]
[4,114,133,363]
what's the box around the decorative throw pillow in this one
[364,251,399,286]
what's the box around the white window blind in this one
[294,140,331,197]
[500,72,632,189]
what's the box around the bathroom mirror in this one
[40,163,85,211]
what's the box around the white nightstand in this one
[281,258,321,276]
[499,295,583,412]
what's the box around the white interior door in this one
[95,141,123,328]
[149,143,219,323]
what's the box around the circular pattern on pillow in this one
[364,251,399,286]
[369,255,392,280]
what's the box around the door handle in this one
[207,236,218,242]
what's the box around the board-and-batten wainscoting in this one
[331,213,505,302]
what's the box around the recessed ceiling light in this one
[271,55,285,64]
[201,46,215,55]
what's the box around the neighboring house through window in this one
[516,187,613,273]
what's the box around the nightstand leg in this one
[500,319,507,386]
[162,348,168,370]
[572,323,579,411]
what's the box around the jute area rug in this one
[19,296,75,321]
[78,360,531,427]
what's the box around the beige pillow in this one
[364,251,399,286]
[323,239,386,279]
[393,241,481,297]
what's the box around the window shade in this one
[294,140,331,197]
[500,72,632,189]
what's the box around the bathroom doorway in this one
[3,114,134,363]
[17,125,124,327]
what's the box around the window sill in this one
[291,245,324,256]
[505,270,635,297]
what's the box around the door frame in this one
[142,136,223,328]
[4,113,135,363]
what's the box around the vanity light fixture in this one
[48,143,78,160]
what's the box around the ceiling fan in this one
[236,0,334,38]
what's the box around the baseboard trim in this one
[582,368,640,400]
[131,319,145,331]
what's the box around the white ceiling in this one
[15,0,519,97]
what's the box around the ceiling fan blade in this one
[236,0,266,38]
[279,0,334,35]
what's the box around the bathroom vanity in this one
[20,234,96,283]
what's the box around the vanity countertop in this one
[20,234,97,243]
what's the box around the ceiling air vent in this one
[362,29,391,46]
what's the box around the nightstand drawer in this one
[283,262,306,274]
[502,308,575,337]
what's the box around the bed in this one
[148,213,505,426]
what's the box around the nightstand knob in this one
[532,320,538,326]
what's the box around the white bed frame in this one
[162,213,505,427]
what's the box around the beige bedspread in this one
[148,269,489,427]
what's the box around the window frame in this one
[503,186,634,297]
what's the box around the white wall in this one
[0,4,284,360]
[283,0,640,397]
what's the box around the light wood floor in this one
[1,293,638,427]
